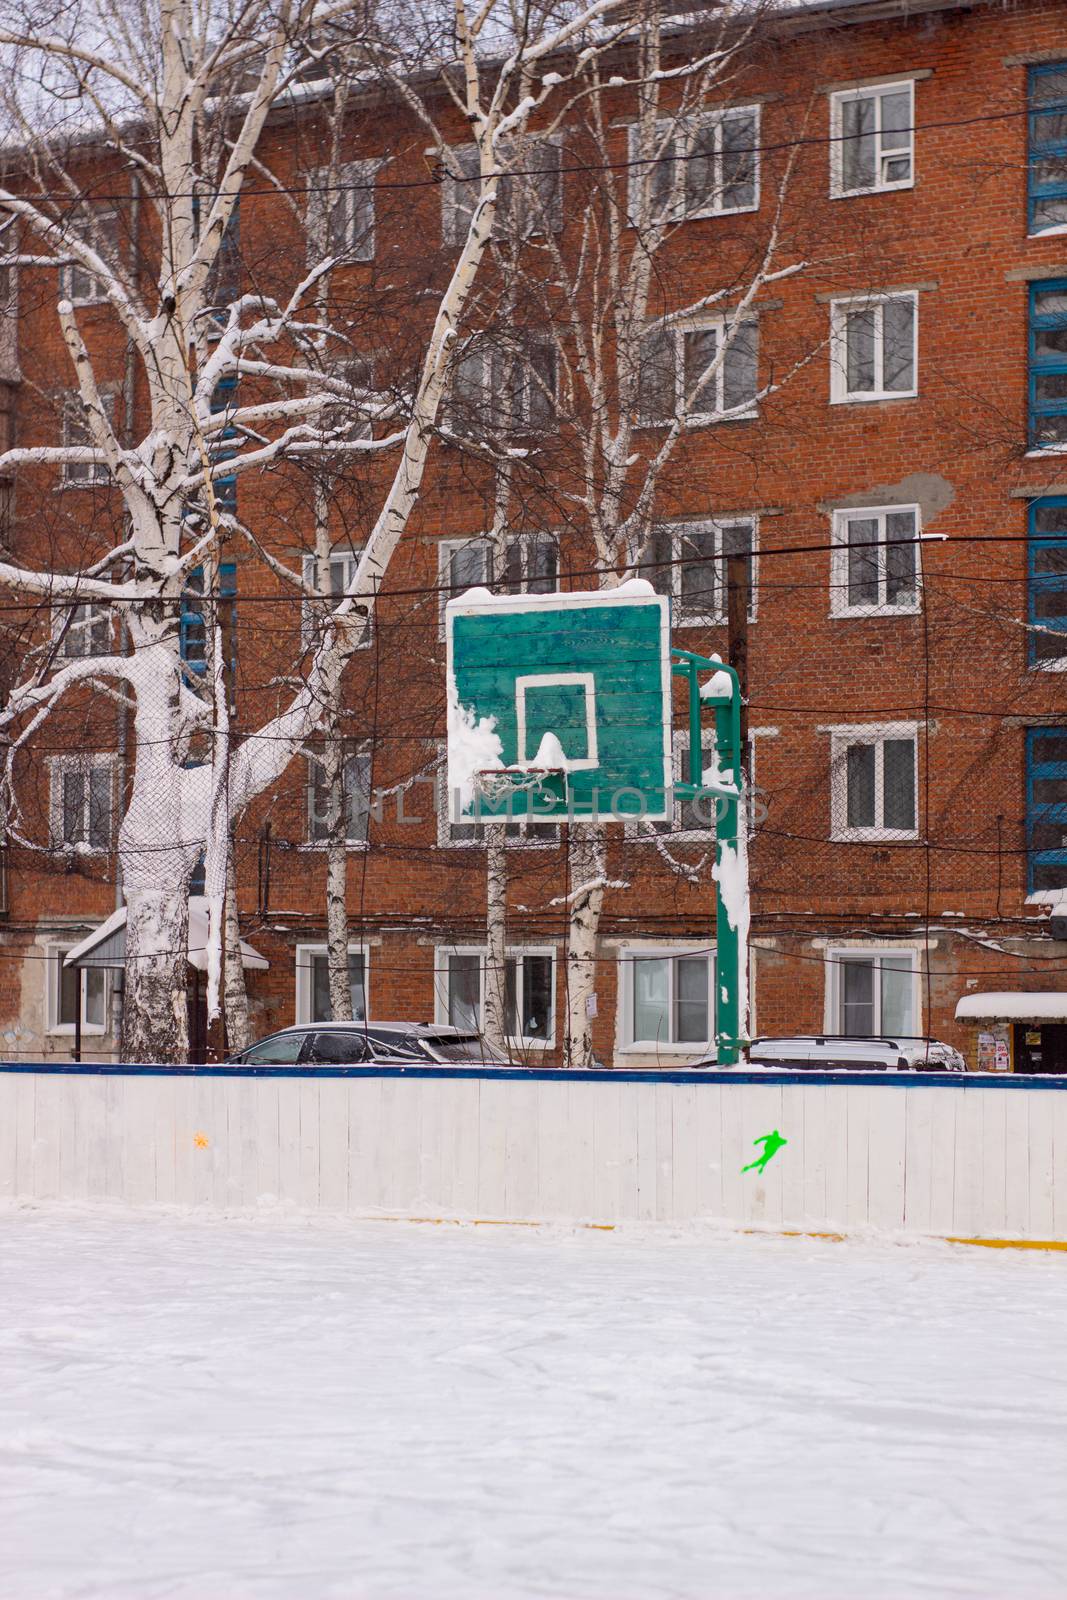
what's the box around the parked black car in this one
[227,1021,520,1067]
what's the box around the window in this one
[619,948,714,1051]
[307,161,376,262]
[442,138,562,246]
[300,547,372,649]
[830,81,914,197]
[830,506,920,615]
[208,374,237,516]
[54,600,111,657]
[830,724,918,841]
[47,947,109,1035]
[631,106,760,221]
[1029,281,1067,450]
[200,196,241,318]
[61,208,120,305]
[295,944,367,1024]
[436,947,555,1045]
[180,562,236,676]
[641,517,755,623]
[638,317,757,424]
[827,950,917,1036]
[320,355,374,443]
[1026,727,1067,892]
[1029,499,1067,667]
[50,759,113,852]
[439,534,557,612]
[449,337,557,434]
[1029,63,1067,235]
[61,393,116,484]
[306,749,372,845]
[830,293,916,403]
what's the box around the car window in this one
[306,1031,369,1064]
[363,1031,425,1060]
[242,1031,311,1065]
[424,1034,508,1064]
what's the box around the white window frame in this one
[829,80,915,198]
[823,943,921,1037]
[829,292,918,404]
[294,942,370,1025]
[61,391,116,485]
[433,944,557,1049]
[628,105,761,222]
[441,136,563,247]
[631,728,766,846]
[828,721,919,842]
[304,746,373,849]
[60,208,120,306]
[436,533,558,632]
[306,160,377,263]
[648,516,758,624]
[300,548,372,649]
[830,504,922,617]
[616,942,716,1057]
[639,315,759,427]
[48,755,116,854]
[448,337,558,434]
[51,599,113,657]
[46,942,110,1036]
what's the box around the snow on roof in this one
[954,991,1067,1022]
[64,897,268,973]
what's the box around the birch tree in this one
[0,0,636,1060]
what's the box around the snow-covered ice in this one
[0,1208,1065,1599]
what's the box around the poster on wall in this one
[977,1032,996,1072]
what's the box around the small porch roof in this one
[955,991,1067,1023]
[63,896,269,973]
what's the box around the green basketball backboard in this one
[446,582,672,821]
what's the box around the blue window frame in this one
[1029,281,1067,450]
[210,373,237,516]
[1029,63,1067,235]
[180,562,236,675]
[1026,728,1067,892]
[1029,498,1067,667]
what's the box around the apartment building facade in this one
[2,0,1067,1071]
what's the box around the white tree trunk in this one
[564,826,605,1070]
[223,842,250,1054]
[120,888,192,1063]
[323,721,353,1022]
[482,824,508,1056]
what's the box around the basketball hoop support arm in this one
[671,648,748,1066]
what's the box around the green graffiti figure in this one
[741,1129,788,1175]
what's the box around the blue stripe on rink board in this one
[1,1062,1066,1089]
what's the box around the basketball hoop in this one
[471,766,566,818]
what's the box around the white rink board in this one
[1,1068,1066,1242]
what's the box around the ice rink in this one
[0,1208,1064,1599]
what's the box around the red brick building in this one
[4,0,1067,1072]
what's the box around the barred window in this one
[829,725,918,841]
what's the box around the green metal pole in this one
[672,649,748,1066]
[712,677,744,1066]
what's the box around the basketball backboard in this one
[446,581,672,821]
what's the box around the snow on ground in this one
[0,1210,1065,1600]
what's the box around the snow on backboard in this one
[446,581,672,821]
